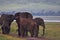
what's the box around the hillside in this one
[0,10,60,16]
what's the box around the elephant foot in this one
[2,31,9,34]
[41,34,45,37]
[2,32,9,34]
[20,35,24,38]
[33,35,38,37]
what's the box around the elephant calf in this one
[34,18,45,36]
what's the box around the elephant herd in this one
[0,12,45,37]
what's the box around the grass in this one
[45,22,60,40]
[0,21,60,40]
[0,34,21,40]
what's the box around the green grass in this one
[0,34,25,40]
[45,22,60,40]
[0,22,60,40]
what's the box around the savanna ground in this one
[0,21,60,40]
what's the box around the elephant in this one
[15,17,38,37]
[1,14,15,34]
[34,18,45,36]
[15,12,33,37]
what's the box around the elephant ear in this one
[1,14,7,21]
[8,15,15,22]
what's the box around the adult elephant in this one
[15,12,33,36]
[1,14,15,34]
[34,18,45,36]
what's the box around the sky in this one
[0,0,60,11]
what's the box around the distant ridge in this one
[0,10,60,16]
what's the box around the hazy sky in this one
[0,0,60,11]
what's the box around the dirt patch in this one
[26,37,46,40]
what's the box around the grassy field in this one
[0,21,60,40]
[45,22,60,40]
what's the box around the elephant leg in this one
[24,28,28,37]
[1,22,10,34]
[1,27,5,34]
[5,27,10,34]
[18,25,25,37]
[42,25,45,36]
[20,26,25,37]
[22,25,28,37]
[1,24,5,34]
[1,26,6,34]
[41,23,45,36]
[30,30,34,37]
[33,26,39,37]
[34,30,38,37]
[18,27,21,37]
[17,24,21,37]
[1,26,9,34]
